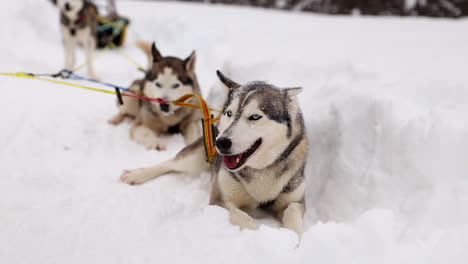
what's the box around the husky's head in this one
[54,0,84,15]
[215,71,303,171]
[144,43,197,115]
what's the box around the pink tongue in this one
[223,154,243,169]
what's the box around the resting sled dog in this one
[109,41,201,150]
[121,71,308,235]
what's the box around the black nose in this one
[216,137,232,153]
[160,103,170,113]
[65,3,71,11]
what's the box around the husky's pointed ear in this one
[151,42,163,63]
[50,0,57,5]
[216,70,241,89]
[184,51,196,73]
[285,87,303,99]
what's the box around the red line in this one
[122,92,168,104]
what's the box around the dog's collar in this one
[61,12,86,27]
[75,5,88,23]
[77,14,86,22]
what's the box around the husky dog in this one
[120,71,308,235]
[50,0,98,79]
[109,41,201,150]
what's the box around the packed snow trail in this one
[0,1,467,263]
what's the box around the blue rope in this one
[62,70,130,92]
[99,18,126,33]
[98,24,113,32]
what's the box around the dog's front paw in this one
[141,140,166,151]
[131,127,166,151]
[108,113,125,125]
[153,142,166,151]
[136,136,166,151]
[229,210,258,230]
[89,73,100,81]
[120,169,150,185]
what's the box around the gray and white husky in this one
[109,41,201,150]
[50,0,98,79]
[121,71,308,235]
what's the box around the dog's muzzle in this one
[65,3,72,11]
[219,138,262,170]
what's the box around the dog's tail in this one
[136,40,152,69]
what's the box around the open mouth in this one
[222,138,262,170]
[159,103,170,113]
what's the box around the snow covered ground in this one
[1,0,467,263]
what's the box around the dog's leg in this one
[281,202,305,236]
[210,171,258,230]
[271,181,306,236]
[63,35,76,71]
[226,202,258,230]
[130,124,165,151]
[121,137,208,185]
[109,92,140,125]
[121,159,176,185]
[182,121,199,145]
[108,112,126,125]
[85,35,98,79]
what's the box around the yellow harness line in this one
[108,42,146,72]
[0,71,221,162]
[0,72,117,94]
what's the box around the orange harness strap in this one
[172,94,220,163]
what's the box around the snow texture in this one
[0,0,467,263]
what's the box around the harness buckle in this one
[53,69,72,79]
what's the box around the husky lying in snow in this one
[121,71,308,235]
[109,41,201,150]
[50,0,99,79]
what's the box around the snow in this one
[1,0,468,263]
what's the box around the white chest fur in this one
[61,25,93,46]
[218,165,298,207]
[241,168,295,203]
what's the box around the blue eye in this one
[226,110,232,117]
[155,82,162,88]
[249,114,262,121]
[172,83,180,89]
